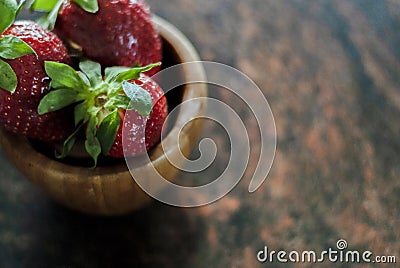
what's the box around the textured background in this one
[1,0,399,267]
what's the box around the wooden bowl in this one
[0,15,207,215]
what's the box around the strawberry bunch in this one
[0,0,167,166]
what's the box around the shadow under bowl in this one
[0,15,207,216]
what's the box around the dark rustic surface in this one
[1,0,399,267]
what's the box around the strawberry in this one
[0,20,74,142]
[108,75,167,158]
[51,0,162,76]
[39,60,167,165]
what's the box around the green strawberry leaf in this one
[97,110,120,155]
[79,60,102,87]
[0,0,18,34]
[78,71,91,87]
[0,59,17,93]
[38,88,81,115]
[55,123,83,159]
[73,0,98,13]
[16,0,27,15]
[122,81,153,116]
[32,0,98,30]
[35,0,63,30]
[0,36,37,59]
[30,0,58,11]
[104,66,131,83]
[85,116,101,167]
[74,101,88,126]
[105,62,161,83]
[45,61,87,90]
[105,94,131,110]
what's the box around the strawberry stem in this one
[95,94,108,107]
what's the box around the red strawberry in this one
[108,74,167,158]
[39,60,166,165]
[53,0,162,76]
[0,21,74,142]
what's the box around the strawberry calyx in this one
[0,0,25,32]
[38,59,160,166]
[30,0,99,30]
[0,0,37,93]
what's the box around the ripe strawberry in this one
[53,0,162,76]
[0,21,74,142]
[39,60,167,165]
[108,74,167,158]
